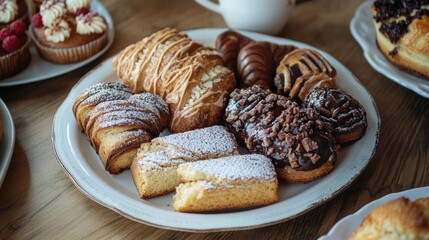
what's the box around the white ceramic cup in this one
[195,0,295,35]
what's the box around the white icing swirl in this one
[66,0,90,14]
[40,0,67,26]
[76,13,106,34]
[44,18,71,42]
[0,0,18,23]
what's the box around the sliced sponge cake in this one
[130,125,239,199]
[173,154,278,212]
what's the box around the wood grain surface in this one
[0,0,428,239]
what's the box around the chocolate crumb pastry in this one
[372,0,429,79]
[274,49,336,101]
[303,87,367,145]
[214,30,253,78]
[225,85,337,183]
[237,41,296,89]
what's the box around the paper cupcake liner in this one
[32,31,108,64]
[0,36,31,79]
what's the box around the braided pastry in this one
[274,49,336,101]
[73,82,169,174]
[113,28,235,133]
[303,87,367,144]
[237,41,296,89]
[225,85,337,183]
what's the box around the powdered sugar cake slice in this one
[130,125,239,199]
[173,154,278,213]
[153,125,239,156]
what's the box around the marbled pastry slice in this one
[372,0,429,79]
[173,154,278,213]
[130,125,239,199]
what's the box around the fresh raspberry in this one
[2,35,21,53]
[9,20,26,36]
[31,13,43,28]
[76,7,90,16]
[0,28,14,41]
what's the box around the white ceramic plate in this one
[0,0,115,87]
[319,186,429,240]
[52,28,380,232]
[0,98,15,188]
[350,1,429,98]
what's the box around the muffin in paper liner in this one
[30,30,108,64]
[0,35,31,79]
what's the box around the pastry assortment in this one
[0,0,110,80]
[113,28,235,133]
[350,197,429,240]
[0,20,31,79]
[31,0,108,63]
[70,28,369,213]
[372,0,429,79]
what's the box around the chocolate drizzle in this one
[225,85,336,172]
[373,0,429,43]
[303,87,367,144]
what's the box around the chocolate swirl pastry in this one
[303,87,367,145]
[225,85,337,183]
[372,0,429,79]
[274,49,336,101]
[215,30,253,78]
[237,42,296,89]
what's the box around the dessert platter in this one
[53,28,380,231]
[0,0,114,87]
[350,1,429,98]
[0,98,15,188]
[319,186,429,240]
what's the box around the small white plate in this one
[0,98,15,188]
[350,1,429,98]
[319,186,429,240]
[52,28,380,232]
[0,0,115,87]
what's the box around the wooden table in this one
[1,0,428,239]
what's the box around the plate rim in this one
[349,0,429,99]
[52,27,381,232]
[319,186,429,239]
[0,0,115,87]
[0,98,15,188]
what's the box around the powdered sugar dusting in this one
[182,154,276,181]
[155,126,238,155]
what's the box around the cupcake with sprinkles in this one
[30,0,108,63]
[0,0,29,30]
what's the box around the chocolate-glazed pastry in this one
[225,85,337,183]
[237,42,296,89]
[215,30,253,78]
[274,49,336,101]
[303,87,367,145]
[372,0,429,79]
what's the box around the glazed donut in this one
[274,49,336,101]
[225,85,337,183]
[303,87,367,145]
[237,41,296,89]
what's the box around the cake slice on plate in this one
[130,125,239,199]
[173,154,278,213]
